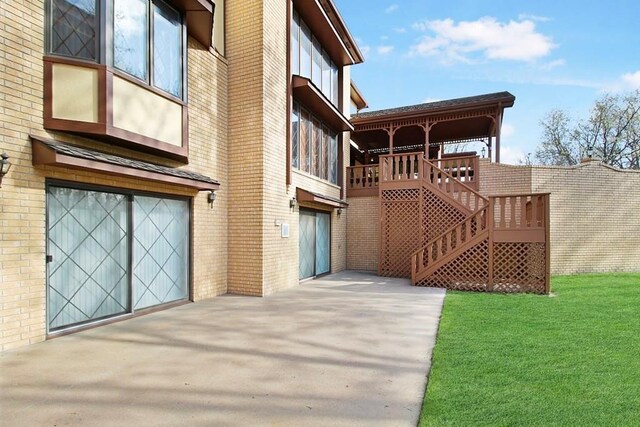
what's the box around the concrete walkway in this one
[0,271,445,427]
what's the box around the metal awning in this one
[296,188,348,209]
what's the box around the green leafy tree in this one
[534,91,640,169]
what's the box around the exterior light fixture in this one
[207,190,216,206]
[337,208,342,216]
[0,152,11,188]
[586,146,593,159]
[290,197,296,210]
[481,146,486,158]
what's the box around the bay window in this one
[291,11,340,107]
[48,0,185,99]
[292,102,339,185]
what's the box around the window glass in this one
[300,21,312,79]
[322,51,331,99]
[312,37,322,87]
[291,11,300,75]
[321,126,329,180]
[312,118,321,176]
[153,1,182,98]
[50,0,98,60]
[292,102,300,169]
[114,0,149,81]
[330,133,338,184]
[331,62,339,105]
[300,109,311,172]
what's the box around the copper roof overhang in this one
[293,0,364,66]
[296,188,348,209]
[31,136,220,191]
[171,0,214,47]
[292,76,354,132]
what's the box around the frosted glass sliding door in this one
[47,187,129,330]
[133,196,189,309]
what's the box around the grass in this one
[419,274,640,426]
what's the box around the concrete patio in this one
[0,271,445,427]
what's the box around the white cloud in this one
[410,17,556,63]
[501,123,516,138]
[422,97,442,103]
[621,71,640,90]
[377,45,394,55]
[518,13,551,22]
[539,59,566,70]
[385,4,398,14]
[500,145,528,165]
[360,45,371,56]
[394,27,407,34]
[601,70,640,93]
[380,35,389,41]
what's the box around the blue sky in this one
[335,0,640,163]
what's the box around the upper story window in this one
[48,0,185,99]
[291,10,339,107]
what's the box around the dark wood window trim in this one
[44,55,190,162]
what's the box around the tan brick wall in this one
[226,0,265,296]
[481,160,640,275]
[346,196,379,271]
[0,1,228,351]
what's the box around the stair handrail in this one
[411,206,488,282]
[422,158,489,212]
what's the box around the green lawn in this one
[419,274,640,427]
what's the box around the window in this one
[292,103,339,185]
[291,12,340,108]
[48,0,185,99]
[49,0,98,60]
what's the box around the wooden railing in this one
[437,154,480,190]
[380,152,423,183]
[490,193,549,243]
[347,164,379,197]
[411,192,550,293]
[422,159,488,213]
[411,207,488,282]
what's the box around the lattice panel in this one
[416,239,489,291]
[380,189,420,277]
[492,243,547,294]
[421,188,467,245]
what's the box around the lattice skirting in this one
[491,242,547,294]
[415,240,547,294]
[421,188,467,245]
[416,239,490,291]
[380,189,420,277]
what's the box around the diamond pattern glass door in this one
[133,196,189,309]
[299,211,316,279]
[47,187,129,330]
[315,213,330,275]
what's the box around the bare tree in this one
[534,91,640,169]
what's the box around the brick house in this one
[2,0,639,352]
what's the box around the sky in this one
[334,0,640,164]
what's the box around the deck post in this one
[495,108,502,163]
[487,197,494,292]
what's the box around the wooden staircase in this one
[378,153,551,294]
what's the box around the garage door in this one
[47,185,189,332]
